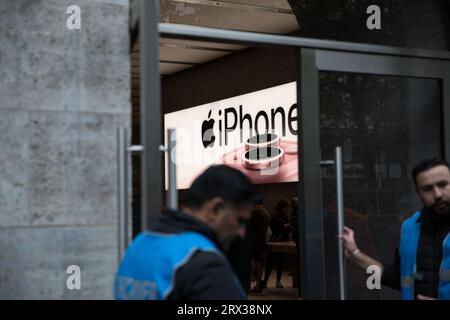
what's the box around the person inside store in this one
[263,198,292,289]
[341,158,450,300]
[289,196,301,293]
[114,165,261,300]
[248,199,270,293]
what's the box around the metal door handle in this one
[166,128,178,210]
[335,146,346,300]
[320,148,346,300]
[117,128,143,263]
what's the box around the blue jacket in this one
[114,210,246,300]
[399,211,450,300]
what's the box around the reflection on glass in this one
[291,0,449,50]
[319,72,441,299]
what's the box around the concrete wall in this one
[0,0,130,299]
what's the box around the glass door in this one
[299,49,450,299]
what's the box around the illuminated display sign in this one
[164,82,299,189]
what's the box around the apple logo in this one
[201,110,216,148]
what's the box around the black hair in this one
[273,198,290,216]
[183,165,262,209]
[412,158,450,188]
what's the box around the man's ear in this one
[203,197,225,222]
[208,197,225,214]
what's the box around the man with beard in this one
[342,158,450,300]
[114,165,261,300]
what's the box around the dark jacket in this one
[268,214,291,242]
[382,208,450,298]
[152,210,244,300]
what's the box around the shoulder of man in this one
[168,250,244,300]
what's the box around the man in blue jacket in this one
[114,165,261,300]
[342,158,450,300]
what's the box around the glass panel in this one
[291,0,450,51]
[319,72,442,299]
[133,34,303,299]
[162,42,301,299]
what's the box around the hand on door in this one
[339,226,383,272]
[339,226,359,258]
